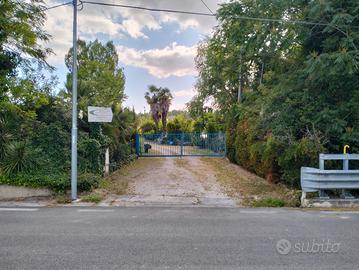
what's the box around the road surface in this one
[1,207,359,269]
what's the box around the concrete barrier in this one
[0,185,51,200]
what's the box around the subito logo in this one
[276,239,292,255]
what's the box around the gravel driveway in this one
[108,157,236,207]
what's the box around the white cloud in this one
[117,43,197,78]
[43,0,226,65]
[173,88,196,97]
[170,103,186,111]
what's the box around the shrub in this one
[0,171,102,194]
[77,173,102,192]
[0,172,69,193]
[1,141,35,176]
[78,137,103,174]
[30,122,70,170]
[140,120,156,133]
[252,198,286,207]
[80,193,103,203]
[278,137,323,187]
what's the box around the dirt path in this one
[104,157,237,207]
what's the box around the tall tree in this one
[0,0,52,107]
[145,86,161,132]
[194,0,359,186]
[65,39,125,111]
[158,87,172,132]
[145,85,172,132]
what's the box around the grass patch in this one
[200,157,300,207]
[54,194,72,204]
[252,198,286,207]
[80,193,103,203]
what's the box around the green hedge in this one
[0,172,102,194]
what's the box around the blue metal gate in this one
[135,133,226,157]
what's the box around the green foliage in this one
[140,119,156,133]
[77,173,102,192]
[80,193,104,203]
[167,114,193,133]
[0,171,101,193]
[78,137,102,174]
[0,3,135,194]
[0,116,12,159]
[65,39,125,110]
[0,0,51,77]
[194,0,359,187]
[252,198,286,208]
[145,85,173,132]
[1,141,35,176]
[0,172,69,193]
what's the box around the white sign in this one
[88,106,113,122]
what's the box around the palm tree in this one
[145,85,161,132]
[158,87,172,132]
[145,85,172,132]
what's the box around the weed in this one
[81,194,103,203]
[252,198,286,207]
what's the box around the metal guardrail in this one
[301,154,359,204]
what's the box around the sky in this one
[44,0,225,113]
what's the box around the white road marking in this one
[0,208,39,212]
[77,209,114,213]
[320,211,359,215]
[239,210,278,214]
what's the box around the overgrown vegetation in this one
[201,157,300,207]
[0,1,137,194]
[252,198,286,208]
[191,0,359,188]
[139,110,224,134]
[80,193,104,204]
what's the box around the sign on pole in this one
[88,106,113,122]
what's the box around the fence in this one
[135,132,226,157]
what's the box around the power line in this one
[39,0,359,32]
[81,1,214,17]
[200,0,214,15]
[42,1,72,11]
[79,0,359,30]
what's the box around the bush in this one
[0,171,102,194]
[78,137,103,174]
[77,173,102,192]
[0,172,69,193]
[252,198,286,207]
[1,141,35,176]
[140,120,156,133]
[80,193,103,203]
[30,122,70,170]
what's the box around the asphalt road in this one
[0,207,359,270]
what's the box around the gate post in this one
[180,133,184,156]
[104,147,110,176]
[224,132,227,157]
[135,134,140,156]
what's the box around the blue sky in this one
[44,0,223,112]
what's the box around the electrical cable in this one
[42,1,72,11]
[81,0,214,16]
[200,0,214,15]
